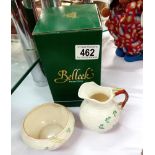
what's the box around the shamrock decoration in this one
[66,127,71,133]
[105,116,111,123]
[99,124,104,129]
[113,110,117,117]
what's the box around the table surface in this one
[11,32,143,155]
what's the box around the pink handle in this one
[113,88,129,108]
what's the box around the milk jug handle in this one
[113,88,129,108]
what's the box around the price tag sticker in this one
[75,45,100,60]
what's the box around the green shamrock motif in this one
[113,110,117,117]
[105,116,111,123]
[66,127,71,133]
[113,88,122,92]
[99,124,104,129]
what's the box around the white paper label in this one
[75,45,100,60]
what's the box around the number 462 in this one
[80,49,95,56]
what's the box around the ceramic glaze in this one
[39,124,63,139]
[21,103,75,150]
[78,82,129,132]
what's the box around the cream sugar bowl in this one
[78,82,129,133]
[21,103,75,150]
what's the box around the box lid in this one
[33,4,101,34]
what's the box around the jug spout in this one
[78,82,100,100]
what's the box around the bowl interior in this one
[23,104,69,139]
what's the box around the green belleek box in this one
[33,4,102,107]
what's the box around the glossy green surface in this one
[33,4,102,106]
[33,4,101,34]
